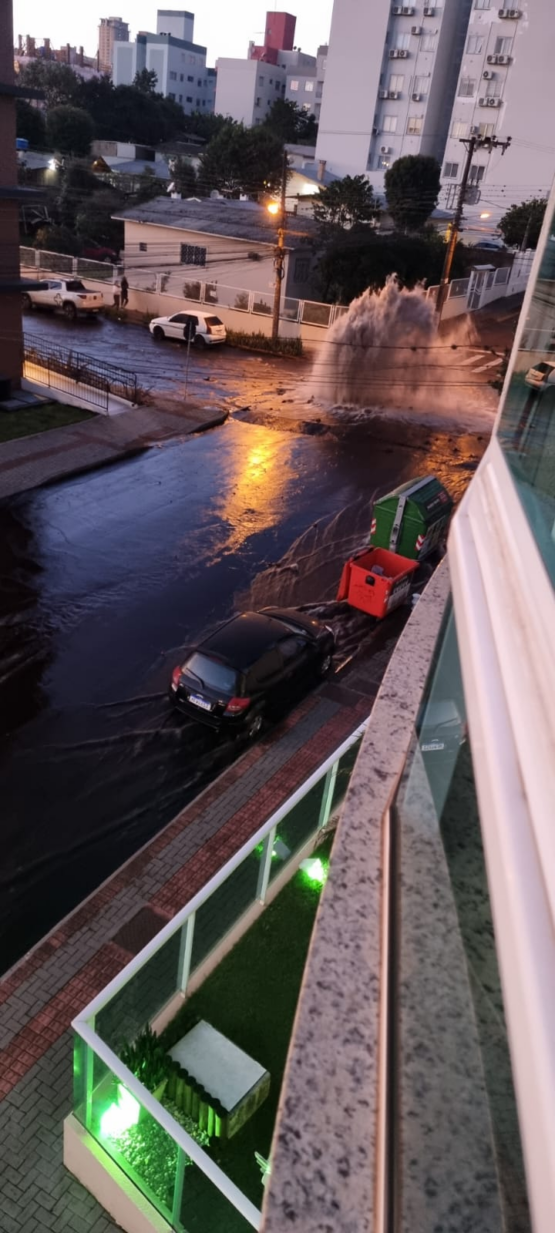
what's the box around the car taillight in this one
[171,666,182,691]
[224,697,251,716]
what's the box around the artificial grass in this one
[160,835,333,1219]
[0,401,94,442]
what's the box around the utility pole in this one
[271,149,288,343]
[436,133,511,319]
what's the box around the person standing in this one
[120,274,129,308]
[113,280,121,310]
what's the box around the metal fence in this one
[23,337,140,410]
[20,247,117,282]
[70,721,367,1232]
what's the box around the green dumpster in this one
[370,476,453,561]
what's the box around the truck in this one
[22,279,104,319]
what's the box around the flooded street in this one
[1,306,494,970]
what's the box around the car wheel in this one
[245,712,263,741]
[22,294,33,311]
[152,326,165,341]
[319,651,333,677]
[63,302,77,320]
[194,334,207,348]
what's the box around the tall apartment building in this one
[98,16,129,73]
[441,1,555,227]
[316,0,472,186]
[113,10,212,115]
[285,45,328,121]
[215,10,321,127]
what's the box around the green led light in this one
[100,1084,140,1140]
[300,857,328,887]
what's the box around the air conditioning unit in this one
[372,126,380,135]
[379,89,389,98]
[388,89,400,99]
[411,25,422,34]
[389,48,409,57]
[486,54,498,63]
[496,54,512,63]
[470,125,480,135]
[380,145,391,154]
[423,5,435,13]
[487,96,502,105]
[478,97,488,106]
[401,5,415,13]
[499,7,521,15]
[483,70,494,79]
[391,5,402,12]
[412,92,422,101]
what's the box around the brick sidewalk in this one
[0,669,378,1233]
[0,401,227,500]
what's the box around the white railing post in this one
[72,257,78,274]
[318,762,339,830]
[84,1014,95,1130]
[248,290,255,314]
[172,1148,186,1227]
[177,912,195,994]
[257,826,276,904]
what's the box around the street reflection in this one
[214,429,296,556]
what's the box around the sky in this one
[12,1,335,65]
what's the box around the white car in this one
[149,311,226,347]
[22,279,104,319]
[524,360,555,392]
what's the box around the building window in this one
[290,79,299,90]
[494,35,512,54]
[467,35,485,53]
[186,95,193,102]
[485,79,502,95]
[474,0,490,7]
[458,78,476,97]
[305,80,314,91]
[382,114,398,133]
[139,242,148,252]
[390,74,404,91]
[180,244,206,266]
[179,94,182,102]
[396,33,410,50]
[189,54,196,63]
[169,70,177,80]
[377,154,391,170]
[269,78,273,84]
[259,75,265,85]
[180,73,184,81]
[255,96,261,106]
[421,35,436,51]
[276,81,281,90]
[168,92,176,100]
[294,257,310,281]
[198,78,202,85]
[414,76,429,94]
[451,119,468,138]
[443,162,459,178]
[302,102,311,111]
[469,164,485,183]
[196,98,200,106]
[407,115,423,135]
[478,122,495,137]
[187,75,194,82]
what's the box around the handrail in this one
[74,719,369,1025]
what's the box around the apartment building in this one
[441,2,554,228]
[98,16,129,73]
[113,10,212,115]
[316,0,473,186]
[285,45,328,121]
[215,10,321,127]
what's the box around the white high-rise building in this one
[113,10,212,115]
[441,2,555,232]
[316,0,473,187]
[98,16,129,73]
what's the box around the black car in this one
[170,608,335,738]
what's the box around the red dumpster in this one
[337,546,418,619]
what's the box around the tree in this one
[498,198,547,250]
[56,162,101,227]
[19,61,80,109]
[384,155,441,232]
[264,98,318,145]
[46,105,94,156]
[199,122,284,197]
[33,224,84,256]
[315,229,465,303]
[313,175,381,231]
[133,68,158,95]
[16,98,46,148]
[169,156,197,197]
[75,189,125,250]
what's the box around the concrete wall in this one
[121,219,283,294]
[316,0,391,179]
[215,57,285,126]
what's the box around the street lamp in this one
[267,151,288,343]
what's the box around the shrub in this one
[226,329,303,357]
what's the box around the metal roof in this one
[113,196,317,248]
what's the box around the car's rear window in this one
[204,316,223,326]
[182,652,238,693]
[65,280,87,292]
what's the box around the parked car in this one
[524,359,555,392]
[81,246,119,263]
[149,311,226,347]
[22,279,104,319]
[170,608,335,738]
[419,699,467,755]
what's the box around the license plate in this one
[422,741,445,752]
[188,693,212,712]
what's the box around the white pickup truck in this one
[22,279,104,319]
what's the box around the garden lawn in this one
[160,836,333,1219]
[0,402,94,442]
